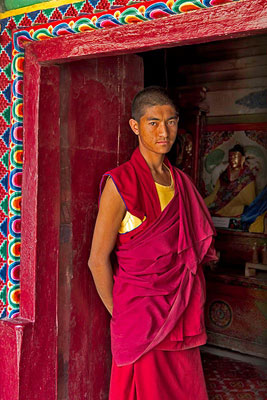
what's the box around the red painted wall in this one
[0,54,143,400]
[0,2,266,398]
[58,55,143,399]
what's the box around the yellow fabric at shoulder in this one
[119,212,146,234]
[155,181,175,211]
[119,179,175,234]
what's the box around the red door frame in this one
[4,1,267,399]
[27,0,267,64]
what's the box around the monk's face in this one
[229,151,244,169]
[129,104,178,155]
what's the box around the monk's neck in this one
[139,147,165,171]
[139,147,171,185]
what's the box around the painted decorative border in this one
[0,0,242,318]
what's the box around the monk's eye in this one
[149,122,157,126]
[168,120,177,126]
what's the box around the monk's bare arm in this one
[88,178,126,315]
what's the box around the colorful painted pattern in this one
[0,0,242,318]
[199,129,267,197]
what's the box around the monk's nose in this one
[159,123,168,137]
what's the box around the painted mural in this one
[200,125,267,232]
[0,0,243,318]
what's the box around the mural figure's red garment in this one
[100,148,217,399]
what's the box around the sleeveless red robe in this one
[100,148,217,399]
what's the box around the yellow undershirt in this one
[119,176,175,234]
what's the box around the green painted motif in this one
[72,2,86,12]
[1,151,9,171]
[73,18,98,32]
[172,0,205,13]
[32,28,54,40]
[0,285,7,305]
[12,99,23,123]
[3,64,11,81]
[43,7,57,19]
[12,54,24,77]
[118,8,148,24]
[9,192,21,216]
[0,196,8,216]
[2,106,10,125]
[0,240,7,260]
[7,284,19,308]
[205,149,225,173]
[13,14,24,25]
[5,0,50,11]
[8,238,20,262]
[10,145,23,168]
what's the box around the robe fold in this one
[109,347,209,400]
[101,148,217,367]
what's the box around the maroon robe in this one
[100,148,217,398]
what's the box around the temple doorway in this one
[55,34,267,398]
[20,10,267,398]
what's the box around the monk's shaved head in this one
[131,86,178,122]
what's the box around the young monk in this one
[88,87,217,400]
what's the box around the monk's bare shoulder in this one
[89,178,126,264]
[100,177,126,220]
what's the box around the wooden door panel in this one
[58,54,143,400]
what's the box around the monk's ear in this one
[129,118,139,136]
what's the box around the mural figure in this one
[241,185,267,233]
[89,87,217,400]
[204,144,256,218]
[174,131,193,176]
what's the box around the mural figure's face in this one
[229,151,244,170]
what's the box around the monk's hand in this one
[205,251,220,271]
[206,261,218,271]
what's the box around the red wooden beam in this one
[26,0,267,64]
[19,61,61,398]
[206,123,267,132]
[20,49,40,321]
